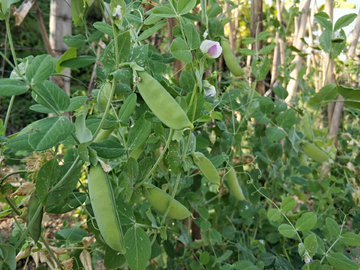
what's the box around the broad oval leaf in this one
[26,54,55,85]
[326,252,359,270]
[170,38,192,64]
[334,13,357,32]
[63,34,87,48]
[341,232,360,247]
[325,217,340,237]
[28,116,74,151]
[265,127,286,142]
[280,197,296,212]
[0,79,29,96]
[124,226,151,270]
[278,224,296,238]
[60,55,96,69]
[296,212,317,231]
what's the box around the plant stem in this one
[0,170,28,185]
[6,197,21,215]
[136,129,174,188]
[40,235,65,270]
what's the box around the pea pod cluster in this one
[226,166,246,201]
[144,185,191,220]
[27,192,43,243]
[221,38,244,77]
[191,152,220,186]
[88,164,126,253]
[136,71,193,130]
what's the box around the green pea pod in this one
[27,193,43,243]
[226,166,245,201]
[191,152,220,185]
[93,128,114,143]
[144,185,191,220]
[298,152,313,180]
[88,165,126,253]
[137,71,193,130]
[302,141,329,162]
[303,111,314,142]
[221,39,244,77]
[97,81,112,112]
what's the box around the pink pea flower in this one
[200,40,222,58]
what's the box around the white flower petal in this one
[204,85,216,97]
[200,40,222,58]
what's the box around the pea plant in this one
[1,0,360,269]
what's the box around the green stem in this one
[40,235,65,270]
[3,95,15,136]
[6,197,21,215]
[253,183,303,243]
[50,156,81,192]
[0,170,28,185]
[5,18,19,75]
[14,203,43,250]
[162,173,182,224]
[135,129,174,188]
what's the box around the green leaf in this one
[337,85,360,109]
[198,205,209,220]
[127,116,151,150]
[314,12,332,31]
[75,114,92,143]
[127,44,148,67]
[33,80,70,113]
[29,104,52,113]
[118,93,137,122]
[253,56,271,81]
[45,192,87,214]
[36,158,60,203]
[137,20,167,42]
[90,137,126,159]
[296,212,317,231]
[93,22,114,38]
[200,251,210,265]
[170,38,192,64]
[307,84,338,109]
[238,48,256,56]
[258,43,276,54]
[55,228,88,243]
[280,197,296,212]
[265,127,286,142]
[178,0,196,15]
[304,233,318,257]
[25,54,54,85]
[124,226,151,270]
[273,84,288,100]
[0,244,16,270]
[104,246,126,269]
[319,29,331,54]
[166,141,182,174]
[276,109,296,129]
[63,34,86,48]
[341,232,360,246]
[278,224,296,238]
[233,260,259,270]
[0,79,29,96]
[325,217,340,237]
[65,96,88,112]
[256,31,271,41]
[71,0,85,26]
[326,252,359,270]
[179,70,195,93]
[184,21,200,50]
[47,161,82,205]
[60,55,96,69]
[56,48,77,73]
[334,13,357,32]
[5,134,33,151]
[153,6,177,18]
[267,208,281,221]
[28,116,74,151]
[209,229,222,244]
